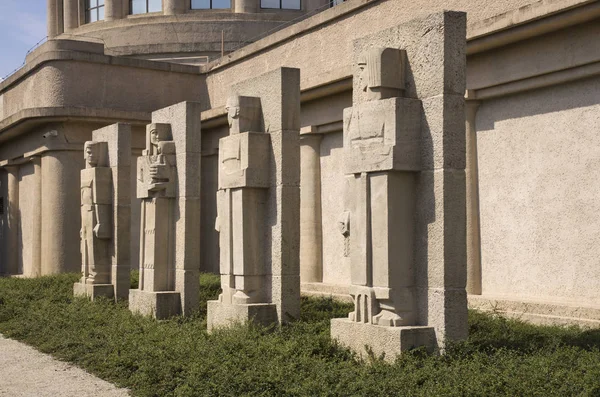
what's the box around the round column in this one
[105,0,125,20]
[299,134,323,283]
[4,166,20,275]
[163,0,186,15]
[31,157,42,277]
[466,99,482,295]
[41,151,84,275]
[63,0,79,32]
[47,0,64,38]
[235,0,259,13]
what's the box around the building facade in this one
[1,0,600,326]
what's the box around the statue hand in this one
[149,163,168,180]
[93,223,110,239]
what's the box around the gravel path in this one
[0,334,130,397]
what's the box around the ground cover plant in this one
[1,274,600,396]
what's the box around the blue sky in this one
[0,0,47,80]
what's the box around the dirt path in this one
[0,334,130,397]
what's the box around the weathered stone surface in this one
[73,283,114,301]
[129,289,181,320]
[92,123,132,300]
[208,68,301,330]
[330,319,436,362]
[343,97,422,174]
[130,101,202,318]
[332,11,467,358]
[207,301,278,331]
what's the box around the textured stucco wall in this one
[477,76,600,305]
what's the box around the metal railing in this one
[1,36,48,82]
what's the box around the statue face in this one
[226,98,241,129]
[150,128,160,146]
[84,143,99,167]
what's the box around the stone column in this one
[465,98,482,295]
[4,166,19,275]
[299,133,323,283]
[235,0,259,13]
[63,0,79,32]
[31,157,42,277]
[207,68,301,330]
[41,150,83,275]
[47,0,64,38]
[105,0,125,20]
[129,103,202,319]
[331,12,468,361]
[164,0,186,15]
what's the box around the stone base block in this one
[207,300,278,332]
[73,283,114,301]
[128,289,181,320]
[330,318,437,362]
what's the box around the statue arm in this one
[92,179,112,239]
[93,204,111,239]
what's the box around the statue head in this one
[84,141,107,168]
[356,47,405,102]
[145,123,172,154]
[225,95,262,135]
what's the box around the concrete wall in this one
[203,0,534,109]
[319,131,349,286]
[477,76,600,305]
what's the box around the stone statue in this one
[216,95,270,305]
[343,47,419,327]
[137,123,176,292]
[80,141,111,285]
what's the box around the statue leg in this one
[231,188,266,305]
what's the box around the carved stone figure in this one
[343,47,420,327]
[80,141,111,285]
[207,68,301,331]
[226,95,262,136]
[216,95,270,305]
[137,123,176,292]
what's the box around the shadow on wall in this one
[477,75,600,132]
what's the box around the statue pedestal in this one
[330,319,436,362]
[73,283,114,301]
[128,289,181,319]
[207,300,277,332]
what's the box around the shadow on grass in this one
[465,309,600,354]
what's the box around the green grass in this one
[1,274,600,396]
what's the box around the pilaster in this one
[299,132,323,283]
[465,98,482,295]
[4,166,19,276]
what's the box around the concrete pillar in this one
[105,0,125,20]
[299,133,323,283]
[4,166,19,275]
[235,0,259,13]
[47,0,64,38]
[63,0,79,32]
[31,157,42,277]
[41,151,83,275]
[465,99,482,295]
[164,0,186,15]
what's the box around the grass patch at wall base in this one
[1,274,600,396]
